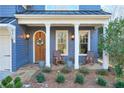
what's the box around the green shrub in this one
[114,64,123,77]
[75,73,84,84]
[14,77,21,84]
[36,73,45,83]
[6,83,14,88]
[1,79,7,87]
[114,79,124,88]
[42,67,51,73]
[79,67,90,75]
[0,84,2,88]
[96,76,107,86]
[1,76,13,87]
[14,77,23,88]
[1,76,23,88]
[56,72,65,83]
[15,81,23,88]
[61,65,71,74]
[96,69,108,76]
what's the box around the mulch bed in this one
[29,65,116,88]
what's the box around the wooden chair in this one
[85,51,97,65]
[53,50,64,65]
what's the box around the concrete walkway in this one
[11,64,40,83]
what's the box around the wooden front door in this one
[35,31,45,63]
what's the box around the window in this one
[56,30,68,55]
[46,5,79,10]
[79,31,90,55]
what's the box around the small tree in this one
[100,18,124,77]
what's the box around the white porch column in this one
[102,24,109,69]
[74,24,80,69]
[45,24,51,67]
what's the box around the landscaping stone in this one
[23,83,32,88]
[11,64,40,83]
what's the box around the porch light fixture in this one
[71,35,74,40]
[25,33,30,40]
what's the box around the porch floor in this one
[81,63,103,70]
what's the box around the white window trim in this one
[56,30,68,56]
[45,5,79,10]
[79,30,90,56]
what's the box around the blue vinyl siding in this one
[79,5,101,10]
[0,5,16,17]
[27,5,45,10]
[15,25,29,70]
[11,21,30,71]
[26,5,101,11]
[0,5,25,17]
[91,28,98,57]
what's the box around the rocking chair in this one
[85,51,97,65]
[53,50,64,65]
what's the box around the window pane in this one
[58,44,66,54]
[56,31,67,55]
[80,44,88,54]
[79,31,89,54]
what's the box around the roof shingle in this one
[18,10,111,15]
[0,17,15,24]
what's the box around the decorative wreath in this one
[36,38,45,46]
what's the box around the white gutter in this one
[9,19,16,24]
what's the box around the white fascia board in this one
[17,18,109,25]
[15,14,111,25]
[15,14,111,19]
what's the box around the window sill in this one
[61,54,68,56]
[79,54,87,56]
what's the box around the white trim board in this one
[15,14,111,25]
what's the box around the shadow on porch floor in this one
[80,63,103,70]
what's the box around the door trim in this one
[33,30,46,63]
